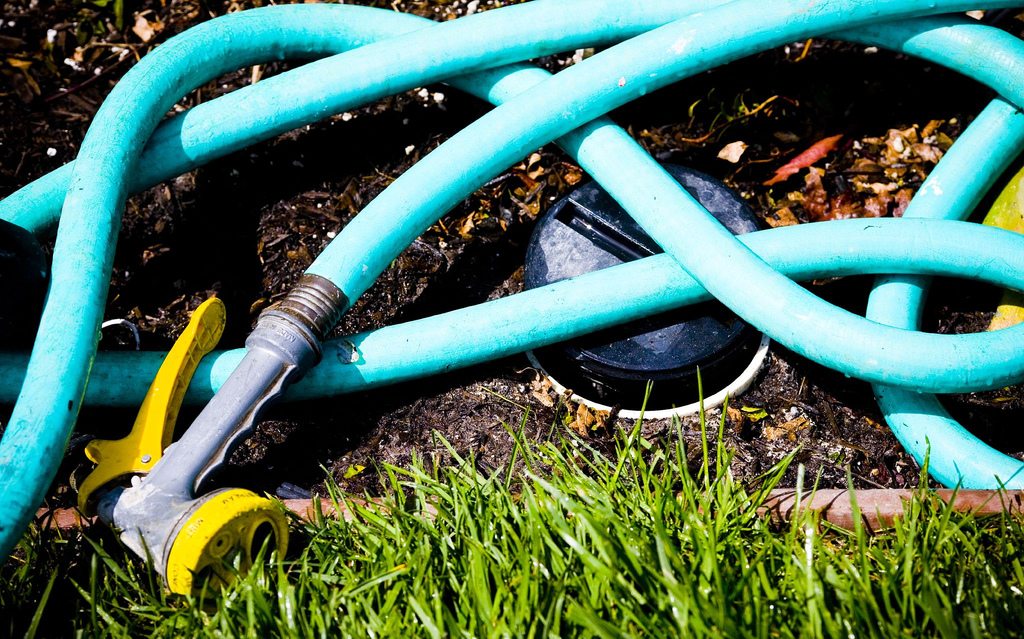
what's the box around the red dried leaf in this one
[764,134,843,186]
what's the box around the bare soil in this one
[2,1,1024,504]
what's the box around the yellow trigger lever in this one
[77,297,227,513]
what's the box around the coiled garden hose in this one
[1,0,1023,584]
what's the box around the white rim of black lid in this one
[526,334,771,420]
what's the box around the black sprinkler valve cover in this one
[524,164,765,412]
[0,219,49,349]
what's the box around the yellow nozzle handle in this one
[77,297,226,512]
[983,164,1024,331]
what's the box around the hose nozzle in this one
[91,275,345,593]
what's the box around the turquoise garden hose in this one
[1,0,1024,558]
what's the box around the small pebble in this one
[46,147,56,157]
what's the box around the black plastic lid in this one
[0,219,49,348]
[524,164,763,410]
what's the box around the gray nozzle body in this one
[101,274,346,573]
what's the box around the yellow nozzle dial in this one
[77,297,227,512]
[165,489,289,595]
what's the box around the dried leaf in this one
[717,140,748,164]
[525,152,546,180]
[132,15,163,43]
[5,57,31,71]
[765,206,799,228]
[568,402,609,436]
[763,416,809,441]
[882,127,919,164]
[864,182,898,195]
[562,166,584,186]
[921,119,943,139]
[802,169,829,220]
[934,132,954,150]
[764,134,843,186]
[911,142,942,164]
[824,192,865,221]
[893,188,914,217]
[740,406,769,422]
[847,158,883,174]
[343,464,366,479]
[530,376,555,408]
[285,244,312,263]
[862,193,890,218]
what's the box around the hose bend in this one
[0,0,710,558]
[1,1,1023,557]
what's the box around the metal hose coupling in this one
[100,275,346,592]
[258,273,349,356]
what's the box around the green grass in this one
[3,410,1024,637]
